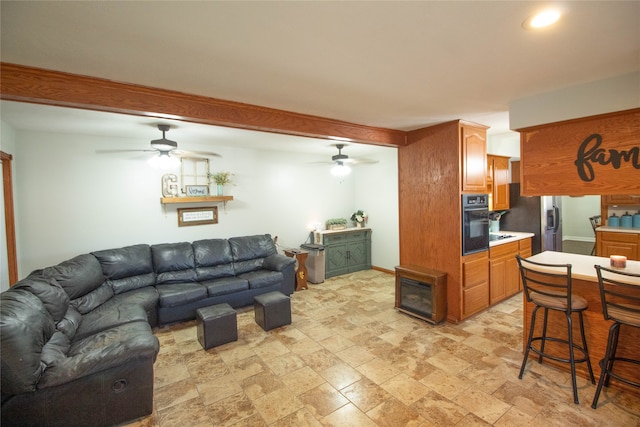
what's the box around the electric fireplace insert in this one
[395,265,447,324]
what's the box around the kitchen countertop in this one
[526,251,640,283]
[489,231,535,247]
[596,226,640,234]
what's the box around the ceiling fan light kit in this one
[331,162,351,176]
[148,152,180,169]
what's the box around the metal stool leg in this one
[578,311,595,384]
[519,305,540,379]
[539,307,549,364]
[566,312,580,404]
[592,322,620,409]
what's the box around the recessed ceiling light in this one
[522,8,562,30]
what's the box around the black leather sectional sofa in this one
[0,234,295,426]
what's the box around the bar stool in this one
[516,255,595,404]
[591,265,640,409]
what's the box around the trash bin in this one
[300,243,325,284]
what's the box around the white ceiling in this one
[1,1,639,153]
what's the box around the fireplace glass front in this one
[399,277,433,319]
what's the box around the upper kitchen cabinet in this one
[602,195,640,205]
[461,123,488,193]
[487,155,510,211]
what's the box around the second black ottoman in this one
[196,303,237,349]
[254,291,291,331]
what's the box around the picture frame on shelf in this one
[184,185,209,196]
[177,206,218,227]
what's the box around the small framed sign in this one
[185,185,209,196]
[177,206,218,227]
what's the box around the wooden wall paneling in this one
[519,109,640,196]
[400,121,463,322]
[0,63,405,147]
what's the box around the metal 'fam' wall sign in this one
[519,108,640,196]
[575,133,640,182]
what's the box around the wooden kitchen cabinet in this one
[596,231,639,260]
[602,195,640,205]
[461,124,487,193]
[487,155,510,211]
[318,228,372,278]
[462,251,489,317]
[489,241,520,305]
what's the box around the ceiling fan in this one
[98,124,221,167]
[318,144,378,176]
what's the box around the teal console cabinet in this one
[315,228,372,278]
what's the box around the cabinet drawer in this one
[519,238,531,253]
[489,241,518,259]
[600,232,638,243]
[462,255,488,289]
[463,284,489,317]
[323,231,367,244]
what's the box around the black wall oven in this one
[462,194,490,255]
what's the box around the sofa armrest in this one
[262,254,295,272]
[38,321,159,390]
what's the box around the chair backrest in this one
[516,255,573,311]
[589,215,601,233]
[594,265,640,327]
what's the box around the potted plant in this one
[350,210,368,228]
[325,218,348,231]
[208,171,233,196]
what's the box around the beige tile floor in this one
[125,270,640,427]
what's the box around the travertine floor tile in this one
[123,270,639,427]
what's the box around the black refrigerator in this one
[500,183,562,255]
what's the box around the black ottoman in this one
[254,291,291,331]
[196,303,237,349]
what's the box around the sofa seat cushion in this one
[106,287,160,327]
[38,321,159,389]
[201,277,249,297]
[73,303,149,342]
[238,270,283,290]
[156,283,207,308]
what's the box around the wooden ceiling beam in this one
[0,62,405,147]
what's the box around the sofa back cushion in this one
[151,242,197,284]
[13,274,69,323]
[92,244,156,294]
[43,254,105,300]
[193,239,235,281]
[1,289,55,394]
[229,234,277,274]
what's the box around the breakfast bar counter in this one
[523,251,640,396]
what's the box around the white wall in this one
[561,195,601,242]
[12,128,399,278]
[0,121,17,291]
[509,71,640,130]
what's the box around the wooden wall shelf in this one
[161,196,233,204]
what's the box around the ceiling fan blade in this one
[173,149,222,158]
[96,149,156,154]
[349,158,378,165]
